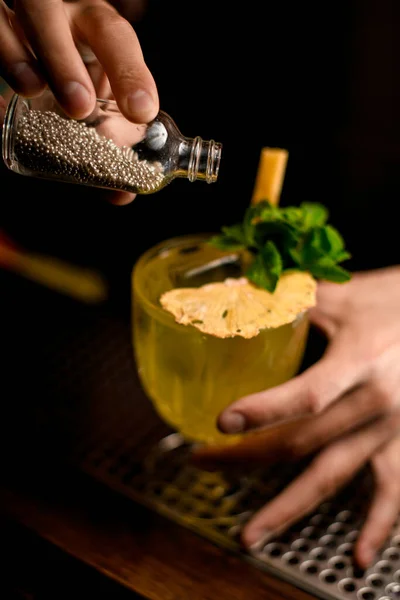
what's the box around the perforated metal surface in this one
[2,279,399,600]
[47,313,400,600]
[77,433,400,600]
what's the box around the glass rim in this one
[132,232,223,321]
[132,233,312,332]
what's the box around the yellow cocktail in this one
[132,234,311,445]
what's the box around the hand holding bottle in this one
[0,0,159,204]
[0,0,158,123]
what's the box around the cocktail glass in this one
[132,233,311,453]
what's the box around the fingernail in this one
[218,411,246,433]
[127,89,156,122]
[63,81,92,113]
[247,530,275,554]
[11,62,42,91]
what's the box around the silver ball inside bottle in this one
[146,121,168,151]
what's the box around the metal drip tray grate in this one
[77,433,400,600]
[2,290,398,600]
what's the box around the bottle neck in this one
[178,137,222,183]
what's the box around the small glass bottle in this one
[1,90,222,194]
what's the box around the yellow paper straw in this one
[251,147,289,207]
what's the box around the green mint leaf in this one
[287,246,303,267]
[259,204,282,222]
[243,203,267,246]
[280,206,304,228]
[295,225,351,266]
[252,221,300,259]
[213,199,351,290]
[308,262,351,282]
[208,234,245,251]
[322,225,345,257]
[335,250,352,263]
[249,199,271,215]
[221,224,246,245]
[246,240,282,292]
[301,202,329,229]
[296,228,326,265]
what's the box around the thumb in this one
[218,332,365,434]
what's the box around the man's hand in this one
[194,267,400,568]
[0,0,157,204]
[0,0,158,122]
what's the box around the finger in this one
[218,335,364,434]
[312,280,350,323]
[16,0,95,118]
[86,63,112,99]
[307,280,350,339]
[193,384,386,470]
[242,413,400,551]
[74,1,158,123]
[108,191,135,205]
[355,436,400,568]
[0,1,44,95]
[87,188,135,205]
[192,420,309,470]
[76,48,113,99]
[309,305,339,339]
[282,383,394,458]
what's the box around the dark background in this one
[0,4,399,593]
[1,0,400,314]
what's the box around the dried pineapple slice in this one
[160,271,317,339]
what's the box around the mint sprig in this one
[209,200,351,292]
